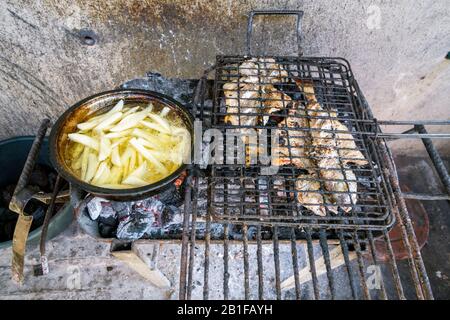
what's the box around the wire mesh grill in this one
[178,54,435,300]
[179,173,432,300]
[204,55,395,229]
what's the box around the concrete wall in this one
[1,0,449,154]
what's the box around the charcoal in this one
[98,215,119,238]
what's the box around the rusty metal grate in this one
[177,10,446,300]
[204,55,395,230]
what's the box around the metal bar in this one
[203,203,211,300]
[338,231,358,299]
[11,119,50,203]
[186,175,199,299]
[37,174,63,275]
[378,133,450,139]
[242,224,250,299]
[290,228,301,299]
[402,192,450,201]
[305,228,320,299]
[178,172,193,300]
[256,226,264,299]
[382,230,406,300]
[381,143,433,299]
[367,231,388,300]
[353,232,371,300]
[415,124,450,196]
[223,223,230,300]
[272,226,282,299]
[319,230,336,299]
[378,120,450,126]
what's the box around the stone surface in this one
[0,0,449,154]
[0,155,449,300]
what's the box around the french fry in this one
[71,154,83,171]
[84,153,99,182]
[68,102,189,188]
[122,106,140,116]
[160,106,171,117]
[105,129,133,139]
[95,112,123,131]
[111,146,122,166]
[81,147,89,180]
[70,142,85,157]
[109,107,152,132]
[129,138,168,174]
[92,162,110,185]
[121,176,148,186]
[98,136,112,161]
[140,120,171,134]
[76,101,123,131]
[109,165,123,184]
[123,161,148,185]
[132,129,160,149]
[68,133,99,151]
[128,149,136,175]
[146,113,171,133]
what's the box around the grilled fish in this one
[223,59,289,165]
[295,79,368,166]
[240,58,288,83]
[296,172,327,216]
[298,79,360,212]
[316,150,357,212]
[272,105,313,169]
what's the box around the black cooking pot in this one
[49,89,193,201]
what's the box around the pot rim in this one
[49,89,193,199]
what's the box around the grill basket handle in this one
[246,10,304,56]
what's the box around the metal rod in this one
[12,119,50,202]
[305,228,320,300]
[223,224,230,300]
[290,228,301,299]
[203,206,211,300]
[272,226,282,299]
[319,230,336,299]
[178,173,193,300]
[38,174,62,275]
[338,231,358,299]
[415,124,450,196]
[378,120,450,126]
[242,224,250,299]
[256,225,264,299]
[381,143,434,299]
[186,175,199,299]
[382,230,406,300]
[353,232,371,300]
[402,192,450,201]
[367,231,388,300]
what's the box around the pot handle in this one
[10,118,50,283]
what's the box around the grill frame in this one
[203,55,396,230]
[177,9,440,300]
[177,65,435,300]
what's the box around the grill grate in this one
[177,9,443,300]
[205,55,395,230]
[177,54,435,300]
